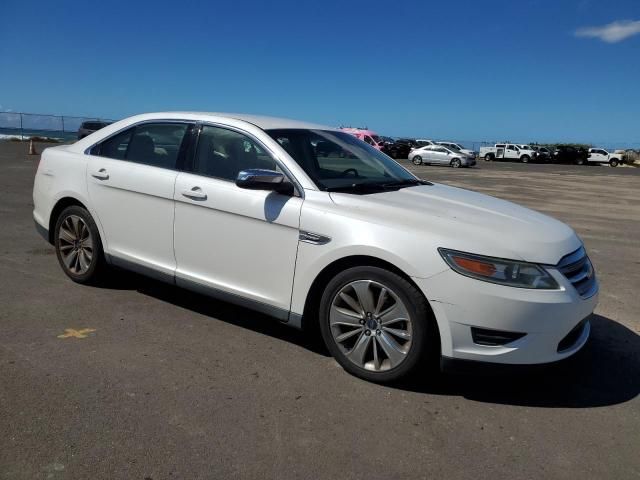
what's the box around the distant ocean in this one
[0,127,75,141]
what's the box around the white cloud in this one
[575,19,640,43]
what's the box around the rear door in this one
[86,121,193,277]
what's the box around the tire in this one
[54,205,106,284]
[318,266,436,383]
[610,158,619,167]
[412,156,422,165]
[450,158,461,168]
[484,154,493,161]
[520,155,530,163]
[576,157,586,166]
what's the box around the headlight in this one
[438,248,559,289]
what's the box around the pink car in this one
[340,127,384,150]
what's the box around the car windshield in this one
[370,135,383,144]
[267,129,421,193]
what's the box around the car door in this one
[433,147,449,165]
[86,121,193,277]
[505,144,519,159]
[589,149,606,163]
[173,124,303,317]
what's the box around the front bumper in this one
[413,268,598,365]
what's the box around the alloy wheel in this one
[329,280,413,372]
[58,215,94,275]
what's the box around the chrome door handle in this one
[181,187,207,200]
[91,168,109,180]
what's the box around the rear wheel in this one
[412,156,422,165]
[484,153,493,161]
[610,158,619,167]
[54,205,106,284]
[319,266,435,383]
[450,158,461,168]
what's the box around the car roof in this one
[101,111,336,131]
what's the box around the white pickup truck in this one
[587,148,624,167]
[479,143,537,163]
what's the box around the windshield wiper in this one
[381,179,429,188]
[325,179,429,194]
[325,183,387,194]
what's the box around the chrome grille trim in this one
[557,247,597,298]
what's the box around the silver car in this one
[409,145,476,168]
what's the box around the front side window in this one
[194,125,277,181]
[267,129,419,193]
[94,122,189,169]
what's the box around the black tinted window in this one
[194,126,277,181]
[96,128,133,159]
[94,122,189,169]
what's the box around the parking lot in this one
[1,141,638,479]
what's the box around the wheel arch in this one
[300,255,437,338]
[48,197,88,244]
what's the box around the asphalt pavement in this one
[1,142,639,479]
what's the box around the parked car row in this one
[479,143,626,167]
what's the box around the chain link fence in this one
[0,112,116,142]
[1,112,638,154]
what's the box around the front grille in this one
[557,318,588,352]
[557,247,597,298]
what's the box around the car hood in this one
[329,183,581,265]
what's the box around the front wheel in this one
[610,158,619,167]
[54,205,106,284]
[450,158,461,168]
[319,266,435,383]
[412,156,422,165]
[520,155,530,163]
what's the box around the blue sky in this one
[1,0,638,145]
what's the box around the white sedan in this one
[33,112,597,383]
[409,144,476,167]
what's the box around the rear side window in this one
[92,122,190,169]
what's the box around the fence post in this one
[61,115,65,133]
[20,113,23,140]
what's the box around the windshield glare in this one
[267,129,418,191]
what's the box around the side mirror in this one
[236,169,294,195]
